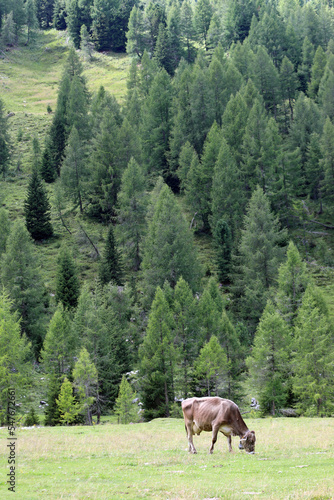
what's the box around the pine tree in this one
[56,377,80,425]
[195,335,228,397]
[246,301,291,416]
[24,168,53,241]
[73,347,98,425]
[55,246,80,310]
[114,374,138,424]
[139,287,175,419]
[99,225,123,286]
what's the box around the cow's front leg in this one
[186,423,197,454]
[227,435,232,452]
[210,426,219,454]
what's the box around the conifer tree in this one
[219,310,243,400]
[213,219,233,283]
[139,287,175,419]
[1,221,48,355]
[246,301,291,416]
[117,158,147,272]
[0,291,31,425]
[195,335,228,397]
[320,116,334,206]
[24,168,53,241]
[66,0,82,49]
[114,374,138,424]
[194,0,213,51]
[196,285,221,345]
[25,0,38,44]
[80,24,94,60]
[232,187,287,331]
[142,181,201,306]
[293,284,334,416]
[274,241,310,326]
[0,97,10,178]
[73,347,98,425]
[173,277,198,398]
[99,225,123,286]
[180,0,195,62]
[141,69,172,177]
[55,246,80,310]
[1,12,16,47]
[126,5,149,58]
[61,126,88,213]
[308,45,327,98]
[56,377,80,425]
[0,208,10,255]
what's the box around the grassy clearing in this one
[0,418,333,499]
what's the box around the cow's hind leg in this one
[209,425,219,454]
[186,423,197,454]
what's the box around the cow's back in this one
[182,397,239,428]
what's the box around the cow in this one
[181,397,256,455]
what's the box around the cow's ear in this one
[251,431,255,435]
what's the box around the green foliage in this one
[1,221,48,355]
[73,347,98,425]
[246,301,291,416]
[213,219,232,283]
[141,181,201,306]
[56,377,80,425]
[139,287,175,419]
[55,246,80,310]
[0,291,31,424]
[114,374,138,424]
[293,284,334,416]
[195,335,228,397]
[0,98,10,178]
[25,407,40,426]
[24,168,53,240]
[0,208,10,255]
[98,224,123,286]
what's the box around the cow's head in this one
[239,430,256,454]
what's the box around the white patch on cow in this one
[192,421,201,435]
[219,425,232,435]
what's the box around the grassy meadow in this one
[1,417,334,499]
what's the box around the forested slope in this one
[0,0,334,425]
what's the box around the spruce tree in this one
[213,219,233,283]
[114,375,138,424]
[99,225,123,286]
[24,168,53,241]
[0,208,10,255]
[55,246,80,310]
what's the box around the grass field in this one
[1,418,333,499]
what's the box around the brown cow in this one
[182,397,256,454]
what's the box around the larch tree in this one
[141,180,201,306]
[195,335,228,397]
[232,186,287,332]
[139,287,175,419]
[73,347,98,425]
[246,301,291,416]
[0,98,10,179]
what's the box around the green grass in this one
[0,418,333,499]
